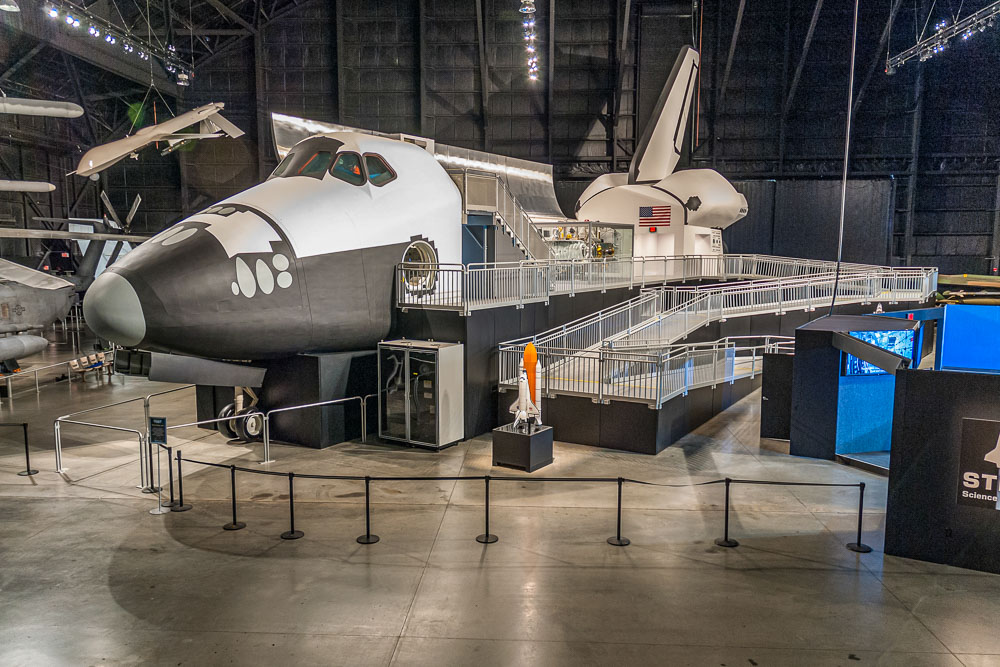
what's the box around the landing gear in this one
[217,403,238,439]
[218,387,264,443]
[234,408,264,442]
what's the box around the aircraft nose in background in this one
[83,272,146,347]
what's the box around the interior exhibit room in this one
[4,0,1000,663]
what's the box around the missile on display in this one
[0,180,56,193]
[72,102,244,178]
[0,97,83,118]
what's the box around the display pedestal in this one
[492,423,553,472]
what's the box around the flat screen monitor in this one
[843,329,915,376]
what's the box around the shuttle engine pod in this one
[84,132,461,359]
[575,47,747,255]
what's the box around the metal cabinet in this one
[378,340,464,449]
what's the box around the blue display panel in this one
[940,305,1000,373]
[843,329,915,376]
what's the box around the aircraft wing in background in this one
[72,102,245,178]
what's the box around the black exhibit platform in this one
[492,423,553,472]
[885,369,1000,574]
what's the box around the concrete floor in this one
[1,334,999,665]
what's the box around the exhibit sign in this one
[149,416,167,446]
[957,418,1000,509]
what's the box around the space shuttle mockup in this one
[84,46,745,365]
[574,47,747,256]
[84,132,461,360]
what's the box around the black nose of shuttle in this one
[83,271,146,346]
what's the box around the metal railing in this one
[500,263,935,357]
[1,349,117,407]
[262,396,366,464]
[396,253,938,314]
[53,384,194,487]
[500,335,793,408]
[451,169,553,261]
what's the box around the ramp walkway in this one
[396,253,885,314]
[497,259,938,407]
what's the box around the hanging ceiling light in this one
[888,0,1000,71]
[0,0,21,13]
[520,1,538,82]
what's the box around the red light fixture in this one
[649,227,657,233]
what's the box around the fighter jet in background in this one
[71,102,245,179]
[0,259,74,371]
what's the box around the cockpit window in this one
[364,154,396,186]
[330,152,365,186]
[269,150,334,180]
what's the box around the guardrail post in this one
[715,478,739,548]
[223,464,246,531]
[607,477,630,546]
[142,434,160,494]
[357,476,380,544]
[280,472,303,540]
[149,442,171,515]
[476,475,498,544]
[846,482,873,553]
[172,450,192,512]
[17,423,37,477]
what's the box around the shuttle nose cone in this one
[83,272,146,346]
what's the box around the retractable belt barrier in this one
[153,453,873,553]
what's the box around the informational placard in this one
[957,418,1000,510]
[149,416,167,445]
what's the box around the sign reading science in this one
[958,418,1000,510]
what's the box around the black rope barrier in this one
[280,472,303,540]
[476,475,498,544]
[607,477,630,547]
[169,455,876,553]
[2,422,37,477]
[171,449,191,512]
[223,465,245,531]
[356,476,379,544]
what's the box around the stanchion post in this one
[224,464,246,531]
[607,477,630,547]
[476,475,498,544]
[171,450,192,512]
[715,477,739,548]
[846,481,873,553]
[280,471,303,540]
[163,445,177,508]
[17,422,38,477]
[356,476,380,544]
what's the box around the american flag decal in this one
[639,205,670,226]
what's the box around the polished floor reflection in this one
[0,333,996,665]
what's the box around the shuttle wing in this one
[72,102,245,177]
[628,46,700,185]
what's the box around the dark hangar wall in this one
[3,1,999,275]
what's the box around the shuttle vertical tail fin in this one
[628,46,699,185]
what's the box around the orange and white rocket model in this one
[510,342,542,428]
